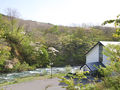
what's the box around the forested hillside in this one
[25,20,115,66]
[0,12,116,73]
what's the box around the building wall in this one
[86,44,99,63]
[103,49,111,65]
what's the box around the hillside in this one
[0,13,117,73]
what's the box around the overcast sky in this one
[0,0,120,26]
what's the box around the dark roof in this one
[86,62,105,71]
[80,64,85,69]
[85,41,103,55]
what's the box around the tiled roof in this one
[86,62,105,71]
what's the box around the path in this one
[1,78,66,90]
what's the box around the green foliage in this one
[0,16,11,71]
[12,60,21,71]
[0,46,10,66]
[60,71,89,90]
[103,44,120,62]
[55,27,107,66]
[44,25,59,34]
[92,44,120,90]
[94,62,120,90]
[0,12,49,72]
[103,15,120,38]
[17,62,33,71]
[34,46,49,67]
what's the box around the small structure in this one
[81,41,120,75]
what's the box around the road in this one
[1,78,66,90]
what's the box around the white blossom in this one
[21,31,26,34]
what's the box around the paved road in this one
[1,78,66,90]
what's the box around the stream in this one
[0,66,80,83]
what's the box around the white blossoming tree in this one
[48,47,59,78]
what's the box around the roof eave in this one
[85,41,104,55]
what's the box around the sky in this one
[0,0,120,26]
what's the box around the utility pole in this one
[50,62,53,78]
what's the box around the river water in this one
[0,66,80,83]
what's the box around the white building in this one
[82,41,120,72]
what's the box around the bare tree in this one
[6,8,19,20]
[5,8,20,30]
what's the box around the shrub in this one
[60,71,89,90]
[17,62,34,72]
